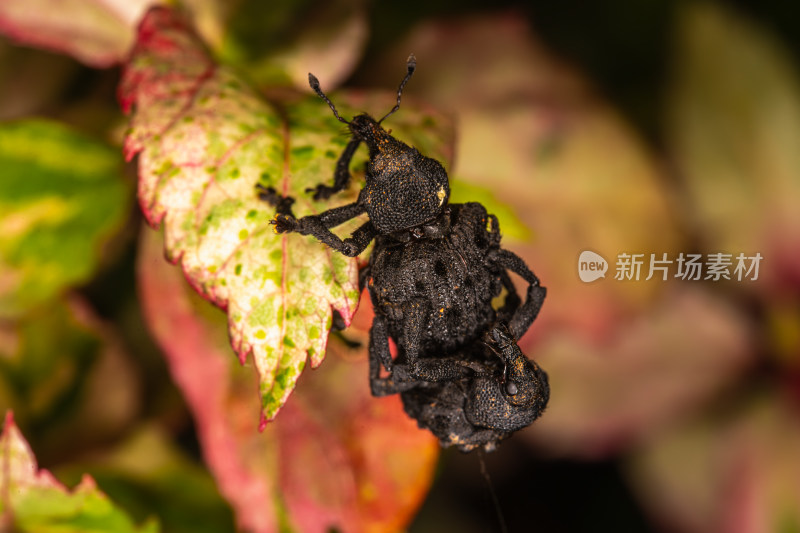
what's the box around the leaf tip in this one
[76,473,99,492]
[3,410,14,432]
[1,410,19,442]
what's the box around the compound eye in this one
[505,381,519,396]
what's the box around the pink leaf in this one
[522,287,757,458]
[137,227,439,533]
[0,0,153,67]
[629,397,800,533]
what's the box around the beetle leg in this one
[275,202,376,257]
[306,137,362,200]
[369,315,419,396]
[340,221,378,257]
[490,248,546,339]
[307,201,366,229]
[400,300,474,381]
[358,263,371,293]
[256,184,296,217]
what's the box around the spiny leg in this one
[343,220,378,256]
[311,201,366,229]
[256,184,295,217]
[306,137,361,201]
[270,200,365,233]
[268,201,376,256]
[401,300,474,381]
[292,218,376,257]
[490,248,546,339]
[369,315,415,396]
[412,359,475,382]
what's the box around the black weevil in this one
[258,57,549,450]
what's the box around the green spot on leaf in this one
[290,145,314,159]
[302,296,317,315]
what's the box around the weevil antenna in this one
[379,54,417,124]
[308,73,349,125]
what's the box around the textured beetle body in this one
[368,203,501,356]
[364,201,546,389]
[381,323,550,452]
[259,57,550,451]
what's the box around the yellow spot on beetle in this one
[436,186,446,206]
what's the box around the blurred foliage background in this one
[1,0,800,531]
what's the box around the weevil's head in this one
[464,324,550,433]
[489,324,549,412]
[354,114,450,234]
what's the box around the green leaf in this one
[0,119,129,319]
[56,426,236,533]
[120,7,454,422]
[0,411,158,533]
[119,7,359,423]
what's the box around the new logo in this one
[578,250,608,282]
